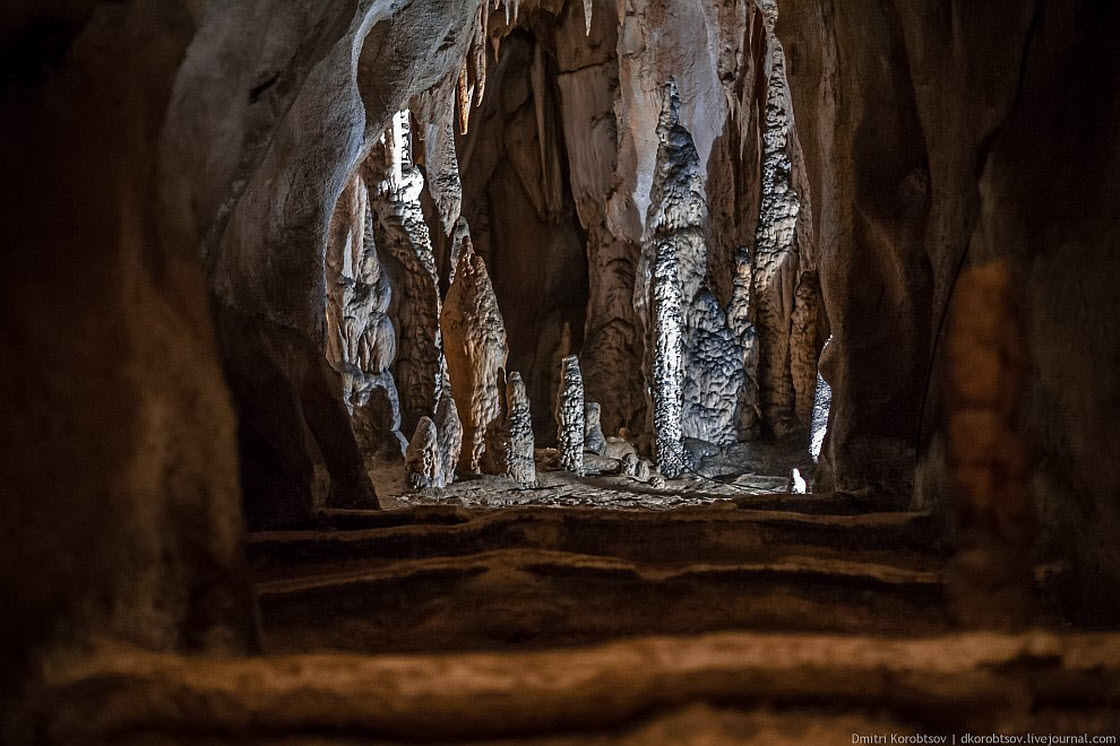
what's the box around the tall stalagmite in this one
[440,223,509,475]
[504,371,536,484]
[557,355,585,475]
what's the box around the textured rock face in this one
[750,9,818,437]
[325,170,407,466]
[367,112,447,440]
[1,1,259,677]
[440,225,510,475]
[557,355,585,474]
[778,0,1120,609]
[192,0,485,527]
[504,372,537,484]
[944,263,1034,626]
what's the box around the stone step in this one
[29,631,1120,744]
[256,548,949,653]
[248,504,944,579]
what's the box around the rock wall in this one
[778,0,1120,612]
[0,1,258,683]
[190,0,485,527]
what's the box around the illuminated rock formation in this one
[557,355,585,475]
[504,371,536,484]
[439,225,509,474]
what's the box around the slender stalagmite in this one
[557,355,585,475]
[504,371,536,484]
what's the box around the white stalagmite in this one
[504,371,536,484]
[644,81,694,477]
[651,231,686,477]
[406,417,442,489]
[435,390,463,486]
[557,355,585,474]
[584,401,607,455]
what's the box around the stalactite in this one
[557,355,585,475]
[457,61,474,135]
[504,371,536,484]
[582,0,593,35]
[416,81,463,234]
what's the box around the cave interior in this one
[3,0,1120,742]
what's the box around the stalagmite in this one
[435,391,463,486]
[643,83,692,477]
[504,371,536,484]
[583,401,607,456]
[439,222,509,474]
[406,417,442,489]
[557,355,585,475]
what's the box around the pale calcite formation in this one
[325,171,407,462]
[435,390,464,486]
[406,417,443,489]
[439,223,509,475]
[557,355,585,475]
[583,401,607,456]
[504,371,536,484]
[366,111,447,439]
[751,7,817,436]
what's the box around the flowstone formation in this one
[325,171,407,464]
[440,222,510,475]
[366,111,447,438]
[504,372,536,484]
[751,3,818,436]
[557,355,585,475]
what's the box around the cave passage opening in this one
[319,0,833,511]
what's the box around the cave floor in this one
[378,437,814,510]
[30,494,1120,743]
